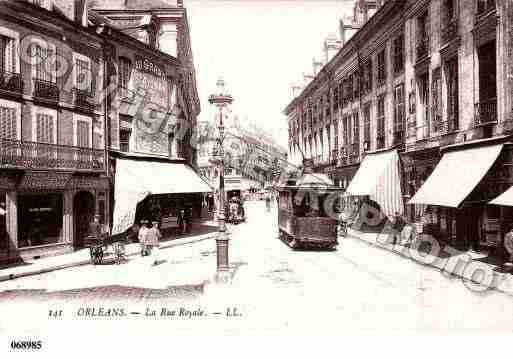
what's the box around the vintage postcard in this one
[0,0,512,356]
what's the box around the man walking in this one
[265,192,271,212]
[138,219,149,256]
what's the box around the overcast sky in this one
[184,0,353,147]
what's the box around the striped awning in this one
[346,149,403,218]
[410,144,503,208]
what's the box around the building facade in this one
[0,0,203,262]
[285,0,513,251]
[0,0,108,262]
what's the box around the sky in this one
[184,0,354,148]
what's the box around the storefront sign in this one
[132,56,171,156]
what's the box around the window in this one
[377,95,386,148]
[73,115,91,148]
[334,119,339,150]
[394,84,405,142]
[0,35,15,73]
[0,105,17,140]
[431,68,442,133]
[352,112,359,144]
[36,114,54,144]
[73,54,92,93]
[343,115,349,147]
[352,73,359,99]
[363,103,371,143]
[32,107,56,144]
[416,11,430,60]
[32,42,55,83]
[446,58,459,131]
[393,35,404,74]
[377,49,387,86]
[119,57,132,98]
[362,59,372,95]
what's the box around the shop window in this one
[18,194,63,248]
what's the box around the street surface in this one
[0,201,513,335]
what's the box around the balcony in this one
[349,143,359,163]
[392,129,405,145]
[474,99,497,127]
[73,88,95,111]
[406,121,417,138]
[0,139,105,172]
[441,118,459,134]
[476,0,495,18]
[441,18,458,45]
[331,149,338,165]
[34,79,59,102]
[0,71,23,95]
[416,36,430,61]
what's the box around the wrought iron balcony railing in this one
[0,138,105,171]
[392,128,405,145]
[441,118,459,134]
[73,88,95,110]
[476,0,496,18]
[474,99,497,127]
[0,71,23,94]
[441,18,458,44]
[416,36,430,61]
[34,78,59,102]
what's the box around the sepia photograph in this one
[0,0,512,355]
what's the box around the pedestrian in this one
[146,220,163,266]
[87,214,103,246]
[138,219,149,256]
[391,212,405,245]
[265,192,271,212]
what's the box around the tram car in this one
[277,164,342,250]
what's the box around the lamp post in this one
[208,77,233,278]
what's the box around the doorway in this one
[74,191,95,248]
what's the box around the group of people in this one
[136,219,162,266]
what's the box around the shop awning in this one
[490,186,513,206]
[112,158,213,235]
[409,144,503,208]
[346,149,403,217]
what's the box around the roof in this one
[89,0,179,10]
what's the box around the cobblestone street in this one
[1,201,513,336]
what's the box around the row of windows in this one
[0,104,92,147]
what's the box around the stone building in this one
[0,0,109,262]
[0,0,206,262]
[285,0,513,252]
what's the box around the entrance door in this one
[73,191,95,248]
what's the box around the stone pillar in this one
[63,191,74,246]
[5,191,17,252]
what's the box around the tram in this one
[277,161,342,250]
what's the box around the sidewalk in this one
[347,228,513,296]
[0,220,219,283]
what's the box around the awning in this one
[409,144,503,208]
[111,158,213,235]
[490,186,513,206]
[346,149,403,217]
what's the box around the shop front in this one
[0,171,110,263]
[110,154,213,237]
[409,140,513,252]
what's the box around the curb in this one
[0,233,217,283]
[346,230,513,296]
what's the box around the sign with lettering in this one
[132,56,172,156]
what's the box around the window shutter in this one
[36,114,54,144]
[76,120,90,148]
[0,106,17,140]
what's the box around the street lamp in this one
[208,77,233,279]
